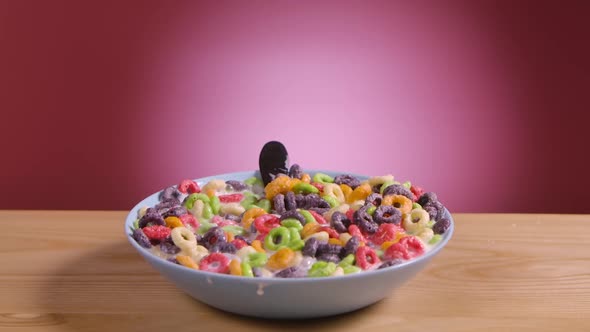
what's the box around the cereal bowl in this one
[125,170,454,319]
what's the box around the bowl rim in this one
[125,169,454,283]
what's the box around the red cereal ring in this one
[348,224,367,243]
[199,253,230,274]
[311,182,324,192]
[371,223,404,245]
[254,214,280,234]
[179,214,199,229]
[178,179,200,194]
[142,225,171,241]
[384,236,425,260]
[308,210,328,225]
[410,185,424,202]
[219,193,244,203]
[319,226,340,239]
[345,209,355,221]
[355,246,381,270]
[231,239,248,250]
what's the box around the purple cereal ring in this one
[284,191,297,211]
[138,208,165,228]
[365,193,383,207]
[333,174,361,189]
[373,205,402,225]
[331,212,351,233]
[354,205,378,234]
[280,210,306,225]
[159,186,181,202]
[226,180,248,191]
[132,228,152,248]
[273,194,286,214]
[382,184,415,201]
[288,164,303,179]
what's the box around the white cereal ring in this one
[189,199,205,219]
[368,175,394,187]
[323,203,350,222]
[219,202,246,216]
[202,179,226,194]
[403,208,430,234]
[171,227,197,252]
[418,228,434,243]
[322,183,345,203]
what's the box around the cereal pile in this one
[131,165,450,278]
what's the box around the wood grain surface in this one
[1,211,589,331]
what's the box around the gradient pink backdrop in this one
[1,1,589,213]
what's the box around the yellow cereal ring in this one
[242,207,266,229]
[176,255,199,269]
[229,259,242,276]
[383,194,413,215]
[301,222,322,239]
[164,216,183,229]
[266,247,296,270]
[202,179,226,197]
[339,232,352,244]
[251,240,265,253]
[339,184,353,202]
[347,183,372,203]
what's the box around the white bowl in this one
[125,170,454,319]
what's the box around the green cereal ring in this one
[201,202,213,219]
[338,254,355,267]
[222,225,245,236]
[248,252,268,267]
[256,199,271,212]
[241,261,254,277]
[240,192,259,209]
[367,205,377,216]
[322,195,339,208]
[313,173,334,184]
[429,234,442,245]
[403,181,412,189]
[289,227,302,241]
[288,239,305,251]
[342,265,362,274]
[281,218,303,231]
[264,226,291,251]
[133,219,139,230]
[379,181,395,195]
[197,221,215,234]
[183,193,210,209]
[299,210,316,224]
[412,202,422,210]
[209,195,221,215]
[244,177,263,186]
[427,220,435,228]
[308,261,337,277]
[287,227,304,250]
[292,182,319,194]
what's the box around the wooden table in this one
[1,211,589,331]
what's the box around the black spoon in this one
[259,141,289,186]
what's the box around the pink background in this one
[1,1,589,213]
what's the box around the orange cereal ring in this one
[328,238,343,246]
[266,247,296,270]
[176,255,199,269]
[229,259,242,276]
[301,173,311,183]
[251,239,265,253]
[301,222,322,239]
[383,195,413,215]
[264,175,292,200]
[242,207,266,229]
[164,216,183,229]
[347,183,372,203]
[225,231,235,242]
